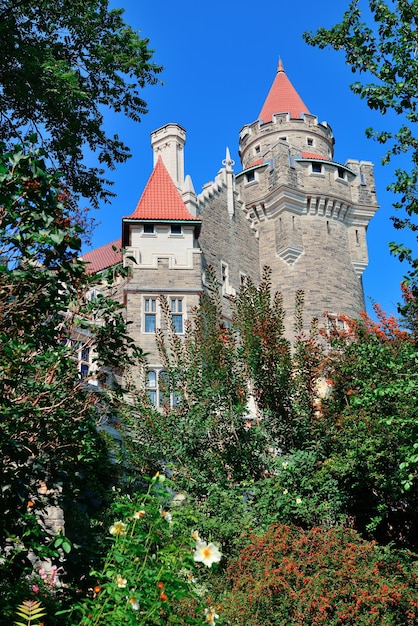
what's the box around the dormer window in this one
[311,162,322,174]
[143,224,154,234]
[337,167,346,180]
[245,170,256,184]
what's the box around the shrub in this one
[221,523,418,625]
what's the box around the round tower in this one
[236,61,379,335]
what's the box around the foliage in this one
[316,301,418,547]
[0,0,161,206]
[72,475,221,625]
[14,599,46,626]
[304,0,418,302]
[0,142,142,620]
[126,268,272,499]
[221,523,418,625]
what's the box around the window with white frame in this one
[144,297,157,333]
[170,297,183,333]
[311,162,323,174]
[146,369,178,409]
[245,170,256,184]
[326,314,349,333]
[170,224,182,235]
[336,166,347,181]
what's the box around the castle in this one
[82,60,379,405]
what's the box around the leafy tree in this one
[0,142,142,621]
[0,0,162,205]
[304,0,418,305]
[317,304,418,548]
[126,268,269,498]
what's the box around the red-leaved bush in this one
[221,524,418,625]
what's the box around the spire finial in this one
[277,58,284,73]
[222,147,235,172]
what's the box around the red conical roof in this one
[125,156,200,222]
[258,60,310,122]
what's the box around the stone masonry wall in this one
[198,170,260,320]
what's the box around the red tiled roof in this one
[247,158,265,168]
[259,60,310,123]
[81,239,122,274]
[301,152,329,161]
[125,156,200,222]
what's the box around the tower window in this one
[143,224,155,234]
[337,167,346,180]
[307,137,314,146]
[311,162,322,174]
[221,262,229,294]
[170,224,182,235]
[245,170,255,183]
[255,145,261,154]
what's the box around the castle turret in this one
[150,123,186,190]
[236,61,379,334]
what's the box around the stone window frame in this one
[146,368,179,409]
[143,296,158,333]
[310,162,323,175]
[170,297,184,334]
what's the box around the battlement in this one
[239,113,335,169]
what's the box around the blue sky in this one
[86,0,416,318]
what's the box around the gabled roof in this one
[124,156,201,222]
[81,239,122,275]
[258,60,310,123]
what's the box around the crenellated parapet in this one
[239,113,335,170]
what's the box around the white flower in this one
[295,497,302,505]
[282,461,288,469]
[161,509,172,524]
[193,541,222,568]
[133,510,146,519]
[205,607,219,624]
[192,530,201,541]
[283,489,288,495]
[109,521,127,537]
[116,574,127,588]
[128,596,139,610]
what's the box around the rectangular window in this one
[171,298,183,333]
[221,262,229,294]
[144,297,157,333]
[146,370,157,406]
[143,224,154,234]
[245,170,255,183]
[80,363,89,379]
[170,224,182,235]
[307,137,314,146]
[337,167,345,179]
[312,162,322,174]
[146,369,177,409]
